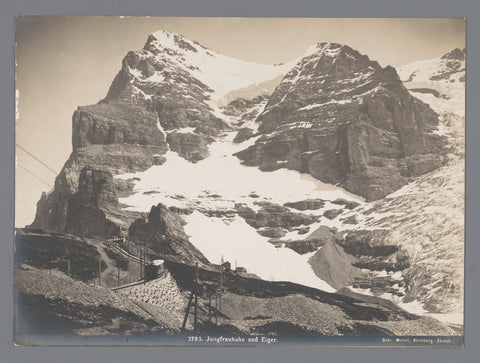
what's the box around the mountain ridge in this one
[236,42,446,201]
[27,33,463,325]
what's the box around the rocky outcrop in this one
[166,132,211,162]
[283,199,325,211]
[323,209,343,220]
[31,144,162,233]
[236,43,446,201]
[64,168,120,238]
[235,202,318,231]
[233,128,255,144]
[257,227,286,238]
[338,230,410,271]
[72,101,167,151]
[277,225,339,254]
[128,203,210,267]
[223,95,269,124]
[102,32,231,151]
[331,198,360,210]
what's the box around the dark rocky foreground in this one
[15,261,458,340]
[14,229,458,339]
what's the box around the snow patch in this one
[183,211,335,292]
[116,131,363,213]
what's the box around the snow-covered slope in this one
[116,132,362,213]
[116,129,362,292]
[315,49,465,323]
[340,161,464,318]
[398,48,465,117]
[398,48,465,156]
[123,30,296,107]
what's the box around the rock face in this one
[30,143,162,232]
[128,203,210,267]
[337,230,409,271]
[236,202,318,231]
[284,199,325,211]
[72,101,167,150]
[101,31,291,151]
[64,168,120,238]
[236,43,446,201]
[337,160,464,314]
[233,128,255,144]
[165,132,211,162]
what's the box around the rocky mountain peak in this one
[398,47,465,119]
[237,44,445,201]
[300,42,381,73]
[145,30,205,55]
[441,47,466,61]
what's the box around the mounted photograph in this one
[14,16,465,347]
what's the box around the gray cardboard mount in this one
[2,0,480,362]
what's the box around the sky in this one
[15,16,466,227]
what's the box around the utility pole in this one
[215,292,218,330]
[208,294,212,323]
[181,289,195,333]
[67,259,71,278]
[117,264,120,287]
[219,267,224,310]
[98,257,102,285]
[140,245,143,280]
[180,263,200,334]
[194,262,199,334]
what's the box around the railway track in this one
[107,243,147,266]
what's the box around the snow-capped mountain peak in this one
[130,29,297,106]
[398,48,465,117]
[146,29,204,53]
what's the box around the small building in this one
[235,266,247,273]
[145,259,165,280]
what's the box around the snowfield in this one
[183,211,335,292]
[116,130,362,292]
[398,52,465,118]
[116,132,363,214]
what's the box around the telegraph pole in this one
[219,267,224,310]
[181,290,194,333]
[98,257,102,285]
[194,262,199,334]
[181,263,200,334]
[208,294,212,323]
[140,245,143,280]
[215,292,218,330]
